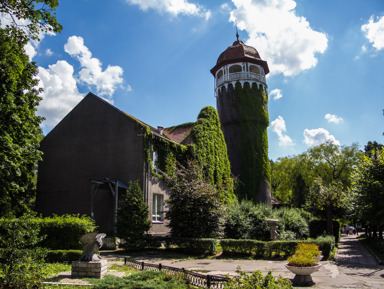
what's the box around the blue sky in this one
[23,0,384,160]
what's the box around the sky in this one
[16,0,384,160]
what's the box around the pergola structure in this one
[90,178,129,232]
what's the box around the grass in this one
[43,263,71,277]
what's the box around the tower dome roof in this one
[211,40,269,76]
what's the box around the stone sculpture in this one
[79,232,106,261]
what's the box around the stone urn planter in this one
[285,264,322,286]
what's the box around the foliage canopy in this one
[164,160,225,238]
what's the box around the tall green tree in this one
[164,160,225,238]
[0,1,62,216]
[306,177,346,235]
[116,181,151,250]
[353,149,384,238]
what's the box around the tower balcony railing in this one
[216,72,266,87]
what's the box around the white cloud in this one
[64,36,124,98]
[37,61,84,129]
[325,113,343,124]
[271,116,294,146]
[126,0,210,19]
[362,15,384,51]
[229,0,328,77]
[45,48,53,56]
[303,128,340,147]
[270,88,283,100]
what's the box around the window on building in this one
[217,70,223,79]
[229,65,242,73]
[249,65,260,74]
[152,151,158,173]
[152,194,163,222]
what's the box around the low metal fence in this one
[124,258,231,289]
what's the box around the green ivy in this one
[143,107,235,204]
[234,82,271,202]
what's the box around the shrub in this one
[273,208,310,240]
[0,214,47,287]
[37,214,97,249]
[313,235,335,259]
[224,267,292,289]
[45,250,82,263]
[224,201,270,240]
[264,241,298,258]
[221,239,265,257]
[144,236,219,255]
[164,160,225,238]
[170,238,219,255]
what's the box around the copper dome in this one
[211,40,269,76]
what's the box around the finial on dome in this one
[235,21,239,41]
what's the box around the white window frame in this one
[152,194,163,222]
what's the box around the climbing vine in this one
[234,82,271,202]
[190,107,235,203]
[144,107,235,204]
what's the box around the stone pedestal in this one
[72,260,108,279]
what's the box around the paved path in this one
[51,234,384,288]
[130,234,384,288]
[335,234,379,266]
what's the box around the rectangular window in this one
[152,194,163,222]
[152,151,158,173]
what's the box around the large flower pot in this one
[285,264,322,286]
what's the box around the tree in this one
[0,28,44,216]
[307,141,361,189]
[116,181,151,250]
[306,177,346,235]
[164,160,225,238]
[353,149,384,238]
[0,0,62,216]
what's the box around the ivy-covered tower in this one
[210,36,271,204]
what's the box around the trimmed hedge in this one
[45,250,82,263]
[220,239,265,257]
[144,235,335,260]
[220,237,335,260]
[36,215,97,250]
[0,215,96,250]
[144,236,219,255]
[311,235,335,259]
[309,220,340,244]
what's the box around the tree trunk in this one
[326,206,333,236]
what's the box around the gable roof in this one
[163,123,194,145]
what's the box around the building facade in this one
[36,93,170,236]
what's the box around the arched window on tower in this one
[229,65,242,73]
[217,70,223,79]
[249,65,260,74]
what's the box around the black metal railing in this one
[124,258,230,289]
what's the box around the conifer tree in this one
[116,181,150,250]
